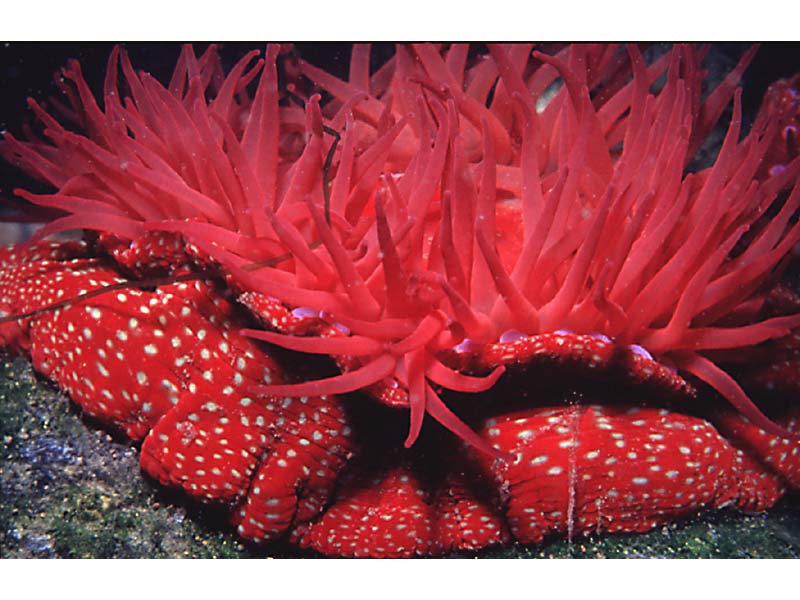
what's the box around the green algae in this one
[468,505,800,558]
[0,356,258,558]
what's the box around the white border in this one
[0,0,795,41]
[0,559,797,599]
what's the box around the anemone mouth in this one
[243,315,509,459]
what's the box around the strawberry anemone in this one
[2,46,800,557]
[2,44,800,461]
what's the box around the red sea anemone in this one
[1,43,800,557]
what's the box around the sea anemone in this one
[2,43,799,556]
[6,43,796,444]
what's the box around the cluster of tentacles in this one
[1,43,800,557]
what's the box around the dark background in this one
[1,42,798,197]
